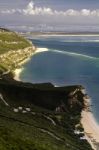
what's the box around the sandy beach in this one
[13,56,32,81]
[81,108,99,149]
[14,68,24,81]
[14,47,48,81]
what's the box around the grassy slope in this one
[0,102,92,150]
[0,31,31,54]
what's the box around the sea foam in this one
[35,47,49,53]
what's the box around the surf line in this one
[49,49,97,60]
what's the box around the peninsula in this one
[0,28,93,150]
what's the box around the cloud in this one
[1,9,22,14]
[23,1,53,15]
[1,9,16,14]
[0,1,99,17]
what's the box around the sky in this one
[0,0,99,32]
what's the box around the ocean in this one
[20,35,99,123]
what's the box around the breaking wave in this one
[35,47,97,60]
[51,49,97,60]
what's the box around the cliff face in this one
[0,79,84,110]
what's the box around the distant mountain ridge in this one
[0,27,11,32]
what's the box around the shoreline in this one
[14,68,24,81]
[14,47,48,81]
[81,98,99,150]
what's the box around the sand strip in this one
[81,104,99,149]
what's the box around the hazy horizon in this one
[0,0,99,32]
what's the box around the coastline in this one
[14,47,48,81]
[13,44,99,150]
[81,98,99,150]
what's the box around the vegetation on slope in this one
[0,29,31,54]
[0,79,93,150]
[0,28,35,77]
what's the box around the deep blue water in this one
[20,35,99,123]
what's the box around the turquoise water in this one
[20,35,99,123]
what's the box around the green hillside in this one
[0,28,35,76]
[0,29,31,54]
